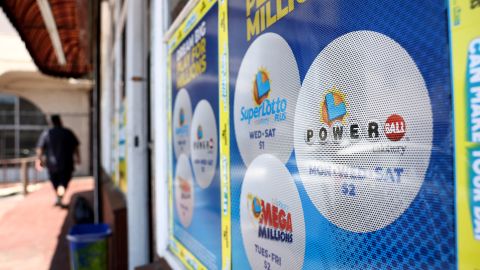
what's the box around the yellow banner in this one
[119,99,127,192]
[169,238,208,270]
[167,54,174,240]
[450,0,480,269]
[218,0,231,268]
[168,0,217,54]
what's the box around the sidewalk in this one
[0,177,94,270]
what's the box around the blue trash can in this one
[67,223,111,270]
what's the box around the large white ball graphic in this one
[234,33,300,166]
[240,154,305,270]
[294,31,433,232]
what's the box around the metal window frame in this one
[0,94,48,159]
[151,0,197,269]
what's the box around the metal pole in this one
[93,0,102,224]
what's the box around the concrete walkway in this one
[0,177,93,270]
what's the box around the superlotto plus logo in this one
[247,193,293,243]
[176,107,189,138]
[305,88,407,145]
[179,108,185,126]
[253,69,271,105]
[240,68,287,125]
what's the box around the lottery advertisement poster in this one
[167,1,221,269]
[227,0,455,269]
[450,0,480,269]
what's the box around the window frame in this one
[0,93,48,159]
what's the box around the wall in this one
[0,71,92,175]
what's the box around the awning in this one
[1,0,92,78]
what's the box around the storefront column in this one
[125,0,150,268]
[151,0,169,258]
[100,1,112,174]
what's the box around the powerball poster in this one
[227,0,455,269]
[167,1,221,269]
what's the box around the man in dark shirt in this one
[36,115,80,207]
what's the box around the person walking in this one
[36,114,80,207]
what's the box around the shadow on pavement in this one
[49,190,93,270]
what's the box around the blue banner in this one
[228,1,454,269]
[169,3,222,269]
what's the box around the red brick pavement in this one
[0,177,93,270]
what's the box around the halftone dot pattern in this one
[317,1,454,269]
[229,0,454,269]
[190,100,218,189]
[170,5,222,269]
[240,154,306,270]
[294,30,433,233]
[233,33,301,166]
[332,157,455,270]
[173,88,192,158]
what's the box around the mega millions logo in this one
[240,68,288,124]
[178,177,191,198]
[305,87,407,145]
[247,194,293,243]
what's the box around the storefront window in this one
[0,93,48,159]
[19,130,44,157]
[0,129,15,158]
[19,98,48,125]
[0,94,15,125]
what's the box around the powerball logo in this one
[305,87,406,144]
[193,125,214,150]
[247,194,293,243]
[239,68,287,125]
[384,114,406,141]
[321,87,348,126]
[197,125,203,140]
